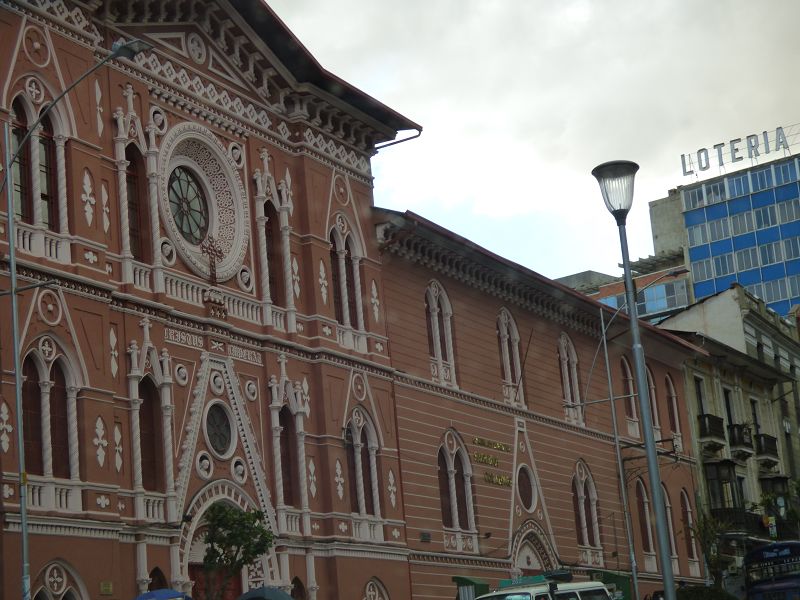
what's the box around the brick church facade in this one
[0,2,704,599]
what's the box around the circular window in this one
[205,403,233,457]
[517,465,536,512]
[168,166,209,245]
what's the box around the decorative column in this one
[447,466,460,530]
[367,445,381,519]
[295,411,311,535]
[278,549,291,591]
[159,351,177,522]
[279,208,296,332]
[429,304,443,382]
[305,550,318,600]
[254,200,272,326]
[464,472,476,531]
[559,352,572,419]
[39,381,53,478]
[575,487,589,544]
[66,386,80,482]
[29,125,42,226]
[352,439,366,515]
[136,539,149,593]
[499,329,511,393]
[145,124,164,292]
[54,135,68,236]
[350,257,366,332]
[169,538,183,592]
[114,109,133,282]
[336,249,351,328]
[511,336,523,398]
[128,341,145,518]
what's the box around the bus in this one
[745,541,800,600]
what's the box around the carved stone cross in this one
[200,235,224,286]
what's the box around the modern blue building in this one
[650,154,800,315]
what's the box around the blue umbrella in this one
[237,586,293,600]
[133,591,192,600]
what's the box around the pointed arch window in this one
[497,308,524,404]
[266,201,284,307]
[662,484,678,570]
[680,489,698,561]
[636,479,655,556]
[571,461,601,552]
[139,377,163,492]
[125,144,149,262]
[646,366,660,431]
[38,115,58,231]
[425,281,457,387]
[344,409,381,518]
[22,357,43,476]
[437,430,476,533]
[278,406,296,507]
[329,224,366,333]
[620,356,636,419]
[11,99,33,223]
[665,374,680,434]
[50,362,70,479]
[558,333,582,424]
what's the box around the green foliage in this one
[691,512,729,589]
[676,585,738,600]
[202,503,274,600]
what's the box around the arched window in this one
[662,484,678,566]
[680,489,698,560]
[148,567,168,591]
[38,114,58,231]
[571,461,600,550]
[425,281,457,387]
[620,356,636,420]
[266,202,284,307]
[497,308,524,405]
[330,231,343,324]
[139,377,163,492]
[278,406,296,507]
[11,98,32,223]
[329,223,365,332]
[50,362,70,479]
[125,144,149,262]
[345,237,361,328]
[344,409,380,518]
[437,430,475,532]
[636,479,655,554]
[646,366,660,430]
[22,357,43,476]
[665,374,680,434]
[558,333,582,424]
[291,577,307,600]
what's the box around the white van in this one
[476,580,613,600]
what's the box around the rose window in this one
[206,403,233,457]
[168,166,209,245]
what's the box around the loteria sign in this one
[681,126,790,176]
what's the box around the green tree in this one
[691,511,729,589]
[202,503,274,600]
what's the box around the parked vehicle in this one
[477,578,612,600]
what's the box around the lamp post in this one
[592,160,676,600]
[3,37,150,600]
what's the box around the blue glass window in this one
[684,187,705,210]
[778,198,800,223]
[776,161,797,186]
[784,237,800,260]
[752,168,773,193]
[763,278,788,302]
[713,253,735,277]
[705,181,726,204]
[729,174,750,198]
[736,247,759,271]
[707,217,730,242]
[692,258,714,282]
[759,241,783,266]
[754,205,777,229]
[688,224,708,247]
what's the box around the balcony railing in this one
[729,423,754,458]
[698,413,726,450]
[756,433,779,458]
[710,507,763,536]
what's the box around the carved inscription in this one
[164,327,204,349]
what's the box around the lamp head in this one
[111,38,152,60]
[591,160,639,225]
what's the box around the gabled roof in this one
[228,0,421,135]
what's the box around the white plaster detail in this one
[3,484,13,498]
[210,340,224,352]
[237,266,253,292]
[150,106,168,135]
[352,373,367,402]
[160,238,176,266]
[375,342,384,352]
[93,417,107,467]
[0,402,11,453]
[95,79,103,136]
[114,424,122,473]
[312,522,320,531]
[370,280,380,322]
[210,372,225,395]
[118,501,125,511]
[109,327,118,378]
[228,142,245,169]
[296,322,304,333]
[335,459,344,500]
[244,380,258,402]
[391,528,400,540]
[96,495,110,509]
[35,1,101,39]
[303,128,370,175]
[319,260,328,305]
[277,122,290,140]
[81,169,95,226]
[25,76,45,104]
[292,257,300,298]
[388,469,397,508]
[38,336,57,362]
[231,457,247,483]
[338,521,348,533]
[84,251,98,264]
[187,32,207,64]
[196,451,213,480]
[101,183,110,233]
[174,363,189,387]
[308,459,317,498]
[46,564,67,595]
[37,289,62,326]
[322,325,332,337]
[23,26,50,67]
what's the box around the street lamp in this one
[3,37,150,600]
[592,160,676,600]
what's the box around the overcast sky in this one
[267,1,800,280]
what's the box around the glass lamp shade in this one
[591,160,639,221]
[111,39,152,60]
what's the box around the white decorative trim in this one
[319,260,328,305]
[95,79,103,136]
[0,401,11,453]
[3,484,13,498]
[292,256,300,298]
[209,371,225,395]
[244,380,258,402]
[370,280,380,322]
[81,169,95,226]
[114,424,122,473]
[174,363,189,387]
[387,469,397,508]
[109,327,118,378]
[230,456,247,484]
[196,451,213,480]
[308,459,317,499]
[101,182,110,233]
[93,417,107,467]
[96,495,110,509]
[335,459,344,500]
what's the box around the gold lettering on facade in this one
[483,472,512,487]
[473,452,500,467]
[473,436,511,453]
